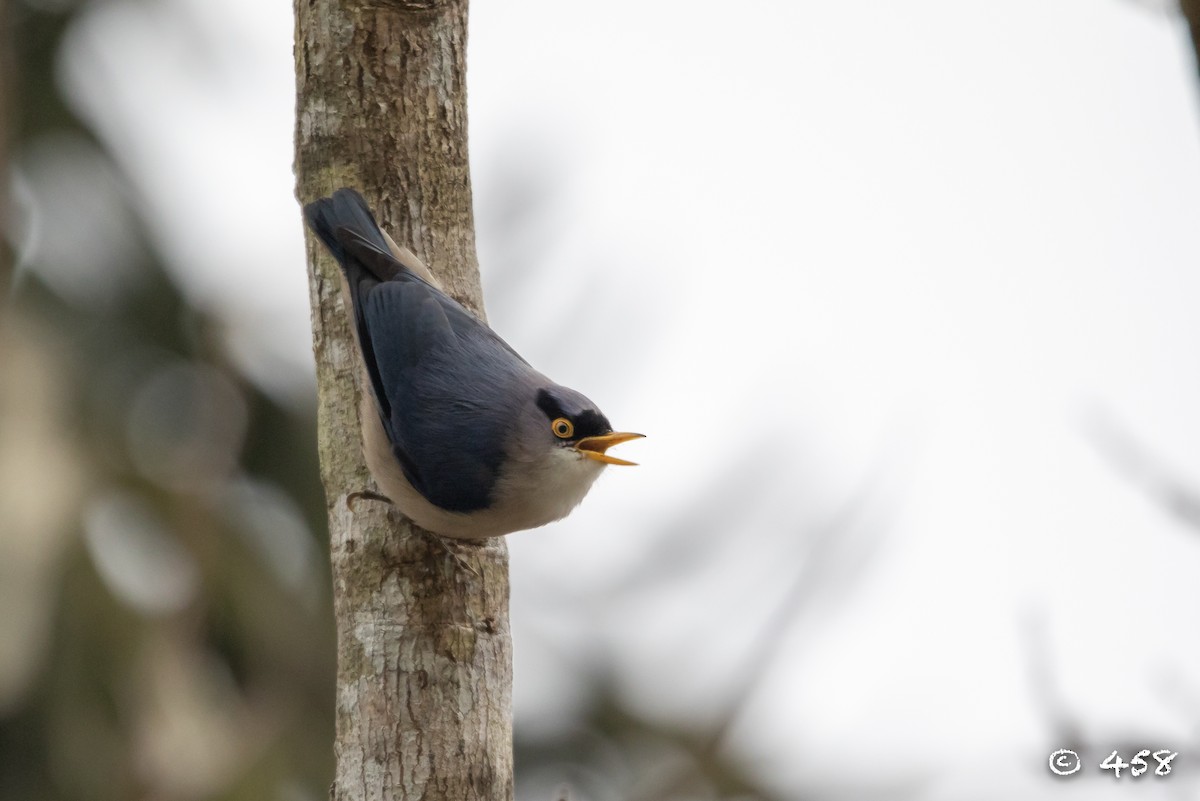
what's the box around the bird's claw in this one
[346,490,392,513]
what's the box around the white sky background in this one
[47,0,1200,797]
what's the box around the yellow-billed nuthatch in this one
[304,189,642,539]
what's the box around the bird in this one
[304,188,642,539]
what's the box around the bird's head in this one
[535,387,643,466]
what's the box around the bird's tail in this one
[304,188,443,290]
[303,188,398,280]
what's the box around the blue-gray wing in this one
[303,195,533,513]
[361,277,531,512]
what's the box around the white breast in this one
[359,397,604,539]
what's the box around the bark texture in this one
[293,2,513,799]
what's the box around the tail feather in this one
[303,189,402,410]
[305,188,444,289]
[303,189,396,280]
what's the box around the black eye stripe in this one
[574,410,610,437]
[536,389,563,419]
[536,388,612,439]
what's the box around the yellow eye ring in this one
[551,417,574,439]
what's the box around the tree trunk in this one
[293,2,514,800]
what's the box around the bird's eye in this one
[551,417,574,439]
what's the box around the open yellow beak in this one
[575,432,645,466]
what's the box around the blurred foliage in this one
[2,2,335,800]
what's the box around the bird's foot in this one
[346,490,392,513]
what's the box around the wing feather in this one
[305,188,534,513]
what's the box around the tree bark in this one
[293,2,513,800]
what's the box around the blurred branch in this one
[1019,608,1087,751]
[1,0,11,295]
[613,438,786,594]
[625,444,905,801]
[1181,0,1200,83]
[700,457,895,752]
[518,682,790,801]
[1129,0,1200,86]
[1085,410,1200,531]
